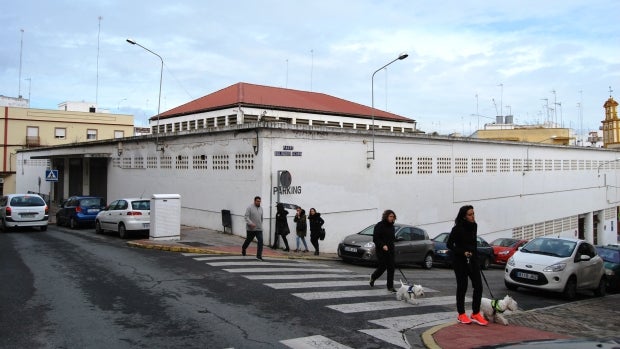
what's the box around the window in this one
[26,126,39,146]
[114,130,124,139]
[55,128,66,139]
[87,129,97,140]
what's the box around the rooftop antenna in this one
[18,29,24,98]
[551,89,557,125]
[96,16,102,105]
[498,83,503,116]
[492,98,499,116]
[541,98,549,125]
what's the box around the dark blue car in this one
[432,232,495,269]
[56,196,106,229]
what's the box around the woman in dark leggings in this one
[308,208,324,255]
[447,205,488,326]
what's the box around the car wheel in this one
[421,253,433,270]
[563,277,577,300]
[95,220,103,234]
[593,277,607,297]
[69,217,78,229]
[505,280,518,291]
[481,256,491,270]
[118,223,128,239]
[40,225,47,232]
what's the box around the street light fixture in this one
[126,38,163,148]
[597,157,620,177]
[370,52,408,160]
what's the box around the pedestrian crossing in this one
[183,253,464,349]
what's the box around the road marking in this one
[369,311,457,331]
[205,261,329,267]
[244,273,366,280]
[224,267,352,273]
[266,280,369,289]
[357,328,409,349]
[326,295,460,313]
[293,289,397,300]
[280,335,354,349]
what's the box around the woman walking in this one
[271,203,290,251]
[369,209,397,292]
[308,208,324,255]
[447,205,488,326]
[293,207,309,252]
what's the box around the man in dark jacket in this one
[369,209,397,292]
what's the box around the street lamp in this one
[597,157,620,177]
[370,52,408,160]
[126,38,163,146]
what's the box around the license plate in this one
[344,246,357,253]
[516,271,538,280]
[20,213,36,218]
[143,223,150,228]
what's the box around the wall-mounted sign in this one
[274,145,302,157]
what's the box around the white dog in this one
[395,279,425,304]
[480,295,518,325]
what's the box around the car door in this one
[410,227,430,263]
[58,197,76,225]
[575,242,603,289]
[394,227,414,264]
[100,200,119,230]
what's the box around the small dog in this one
[480,295,518,325]
[395,279,424,304]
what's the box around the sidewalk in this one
[126,226,620,349]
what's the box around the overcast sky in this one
[1,0,618,135]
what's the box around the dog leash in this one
[479,268,496,299]
[398,267,411,285]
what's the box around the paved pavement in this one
[125,226,620,349]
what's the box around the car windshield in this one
[433,233,449,243]
[10,196,45,207]
[358,224,376,236]
[131,200,150,210]
[596,247,620,264]
[520,238,575,257]
[492,238,518,247]
[80,198,104,207]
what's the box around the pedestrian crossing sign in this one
[45,170,59,182]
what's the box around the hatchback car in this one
[596,244,620,293]
[95,198,150,238]
[432,232,495,269]
[491,238,528,265]
[0,193,49,231]
[504,237,606,300]
[337,223,434,269]
[56,196,106,228]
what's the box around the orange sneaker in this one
[470,312,488,326]
[457,313,472,324]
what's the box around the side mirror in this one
[579,254,591,262]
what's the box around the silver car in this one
[0,193,49,231]
[95,198,150,238]
[337,223,434,269]
[504,237,606,300]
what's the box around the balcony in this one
[26,136,40,147]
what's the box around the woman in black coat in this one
[308,208,324,255]
[369,209,397,292]
[447,205,488,326]
[271,203,290,251]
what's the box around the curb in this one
[421,321,455,349]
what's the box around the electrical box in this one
[149,194,181,241]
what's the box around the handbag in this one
[319,228,326,240]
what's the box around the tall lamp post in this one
[126,39,163,147]
[370,52,408,160]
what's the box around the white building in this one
[16,83,620,251]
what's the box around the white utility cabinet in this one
[149,194,181,241]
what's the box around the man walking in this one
[242,196,264,260]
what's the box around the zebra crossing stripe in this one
[244,273,367,280]
[206,261,329,267]
[357,329,409,349]
[293,289,395,300]
[224,267,351,273]
[369,311,458,331]
[280,335,354,349]
[326,295,459,313]
[266,280,369,289]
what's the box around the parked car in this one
[95,198,151,238]
[0,193,49,232]
[490,238,528,265]
[596,244,620,293]
[504,237,606,300]
[432,232,495,269]
[337,223,434,269]
[56,196,106,229]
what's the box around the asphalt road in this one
[1,226,599,349]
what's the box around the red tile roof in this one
[154,82,413,123]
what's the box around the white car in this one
[504,237,606,300]
[95,198,150,238]
[0,193,49,231]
